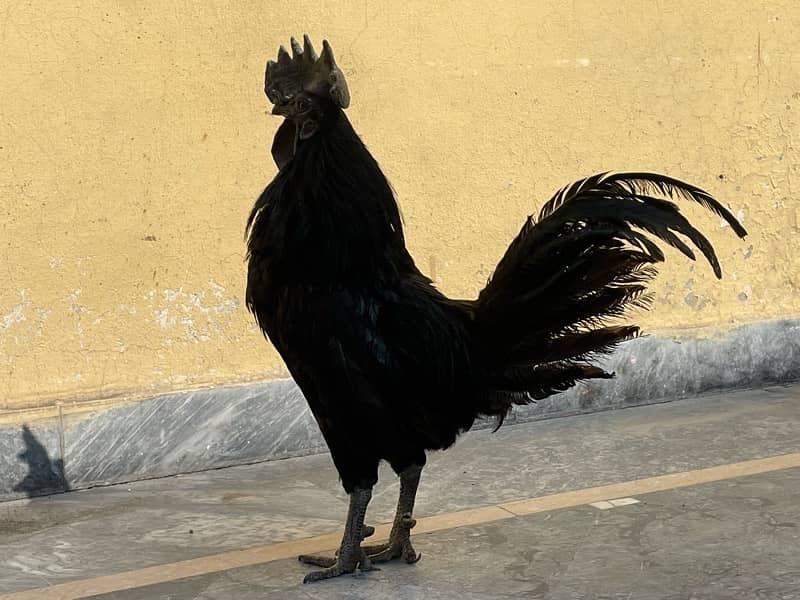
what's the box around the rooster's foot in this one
[299,548,378,582]
[363,514,421,564]
[298,524,378,581]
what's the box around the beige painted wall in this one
[1,1,797,412]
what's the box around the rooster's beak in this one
[271,103,292,117]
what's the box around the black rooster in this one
[245,36,747,583]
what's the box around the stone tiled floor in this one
[1,384,799,599]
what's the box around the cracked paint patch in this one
[208,279,226,299]
[154,308,176,329]
[1,291,29,330]
[68,289,87,349]
[150,282,241,342]
[738,286,753,302]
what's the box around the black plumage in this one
[246,37,747,582]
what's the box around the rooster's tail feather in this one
[475,172,746,421]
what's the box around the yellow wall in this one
[1,1,797,412]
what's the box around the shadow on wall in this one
[13,424,70,498]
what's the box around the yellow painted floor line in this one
[3,452,799,600]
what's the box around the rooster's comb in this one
[265,35,350,109]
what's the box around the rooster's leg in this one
[298,487,378,583]
[363,464,422,564]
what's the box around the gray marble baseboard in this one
[1,318,798,502]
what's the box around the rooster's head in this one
[264,35,349,169]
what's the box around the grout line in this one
[1,452,799,600]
